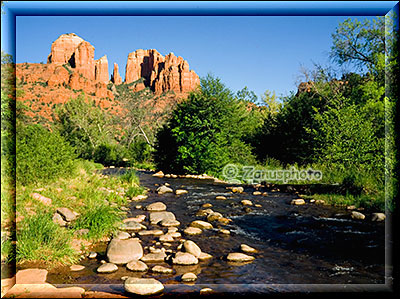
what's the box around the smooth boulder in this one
[124,277,164,296]
[106,238,143,264]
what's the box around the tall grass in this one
[72,205,122,241]
[17,212,78,264]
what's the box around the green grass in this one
[71,205,122,241]
[16,212,78,264]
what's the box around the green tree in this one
[154,74,259,175]
[55,93,114,159]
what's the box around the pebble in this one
[156,186,173,194]
[175,189,188,195]
[200,288,213,294]
[141,252,166,263]
[124,277,164,296]
[126,260,148,272]
[138,230,164,236]
[146,202,167,211]
[183,240,202,258]
[215,196,226,200]
[97,263,118,273]
[88,252,97,259]
[172,252,199,265]
[241,200,253,206]
[190,220,213,230]
[226,252,255,262]
[219,229,230,235]
[184,227,202,235]
[115,231,131,240]
[291,199,305,205]
[198,252,213,261]
[371,212,385,222]
[181,272,197,282]
[202,203,213,208]
[152,265,173,274]
[240,244,257,253]
[70,265,85,271]
[351,211,365,220]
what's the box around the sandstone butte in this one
[16,33,200,121]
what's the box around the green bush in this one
[93,143,126,167]
[17,212,77,264]
[127,141,152,163]
[16,124,76,185]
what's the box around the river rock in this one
[119,221,146,232]
[52,213,67,226]
[115,231,131,240]
[253,191,262,196]
[181,272,197,282]
[371,212,385,222]
[132,194,148,201]
[183,240,201,258]
[218,217,232,225]
[240,244,257,253]
[152,171,164,178]
[198,252,213,261]
[241,200,253,206]
[88,252,97,259]
[124,277,164,296]
[196,208,214,217]
[151,265,173,274]
[202,203,213,208]
[168,227,179,233]
[351,211,366,220]
[184,227,202,235]
[138,230,164,236]
[207,212,223,222]
[97,263,118,273]
[172,252,198,265]
[123,215,146,223]
[291,199,305,205]
[346,205,357,210]
[190,220,213,230]
[175,189,188,195]
[146,202,167,211]
[150,211,176,225]
[226,252,255,262]
[56,207,77,221]
[141,251,166,262]
[159,219,179,227]
[159,234,174,242]
[156,186,173,194]
[232,187,244,193]
[215,196,226,200]
[106,238,143,264]
[219,229,231,235]
[200,288,213,294]
[127,260,148,272]
[70,265,85,271]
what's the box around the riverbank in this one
[2,167,387,297]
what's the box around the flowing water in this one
[15,169,390,295]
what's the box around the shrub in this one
[16,124,76,185]
[93,143,126,167]
[17,212,77,264]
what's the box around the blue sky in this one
[14,15,376,99]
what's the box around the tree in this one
[330,17,386,84]
[55,93,114,159]
[260,90,281,114]
[154,74,259,175]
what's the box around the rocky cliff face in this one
[125,49,199,95]
[16,33,199,122]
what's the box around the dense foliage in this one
[154,75,263,175]
[16,124,77,185]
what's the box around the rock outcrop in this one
[125,49,199,95]
[95,55,109,84]
[111,62,123,85]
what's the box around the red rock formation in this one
[95,55,109,84]
[125,50,199,94]
[47,65,70,87]
[73,41,95,81]
[111,63,122,85]
[47,33,84,64]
